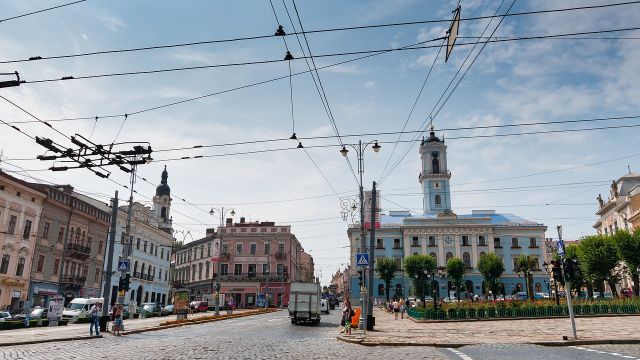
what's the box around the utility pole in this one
[367,181,377,331]
[101,192,118,330]
[117,164,137,305]
[558,225,577,340]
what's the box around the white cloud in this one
[364,80,377,89]
[96,15,126,32]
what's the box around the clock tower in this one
[419,126,452,215]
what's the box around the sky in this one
[1,0,639,285]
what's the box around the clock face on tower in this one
[444,236,453,244]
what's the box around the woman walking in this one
[392,299,399,320]
[112,303,124,336]
[341,299,353,335]
[399,299,406,319]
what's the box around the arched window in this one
[161,207,167,219]
[429,252,438,266]
[75,227,81,242]
[69,228,74,243]
[446,252,453,262]
[435,195,441,207]
[141,263,146,278]
[535,283,542,293]
[463,252,471,268]
[133,261,138,275]
[432,158,440,174]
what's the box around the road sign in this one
[557,240,565,257]
[356,253,369,266]
[118,260,129,272]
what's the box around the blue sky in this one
[1,0,639,284]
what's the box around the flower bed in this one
[408,298,640,321]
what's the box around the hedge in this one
[0,319,69,331]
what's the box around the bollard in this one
[99,315,109,332]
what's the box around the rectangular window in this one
[376,239,384,249]
[8,215,17,234]
[16,257,25,276]
[412,236,419,246]
[529,237,537,248]
[277,264,285,276]
[393,239,401,249]
[236,243,243,255]
[393,258,402,269]
[200,246,204,259]
[36,255,45,273]
[250,244,256,255]
[95,267,100,282]
[248,264,256,277]
[221,264,229,275]
[53,258,60,275]
[0,255,9,274]
[462,235,469,246]
[264,243,271,255]
[207,244,211,257]
[144,241,148,252]
[234,264,242,276]
[278,243,285,254]
[494,237,501,248]
[262,263,269,275]
[58,227,65,243]
[222,244,228,254]
[136,238,141,250]
[429,236,436,247]
[205,262,210,279]
[511,237,519,248]
[43,222,50,238]
[22,219,32,239]
[478,235,486,246]
[513,258,519,271]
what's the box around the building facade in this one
[594,172,640,235]
[26,184,110,307]
[174,218,308,308]
[348,129,548,304]
[0,171,46,312]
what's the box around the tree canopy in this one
[376,258,398,301]
[477,252,504,297]
[578,234,620,296]
[404,254,437,305]
[446,257,465,301]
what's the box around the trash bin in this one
[99,315,109,332]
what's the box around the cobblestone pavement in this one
[362,307,640,345]
[0,310,451,360]
[448,344,640,360]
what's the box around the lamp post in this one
[339,140,380,331]
[209,207,235,316]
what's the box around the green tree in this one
[614,229,640,297]
[376,258,398,302]
[477,252,505,298]
[564,243,588,296]
[403,254,436,305]
[578,234,620,297]
[515,254,537,301]
[446,257,465,302]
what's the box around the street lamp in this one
[339,139,381,331]
[209,207,236,316]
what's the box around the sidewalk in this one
[338,307,640,347]
[0,309,259,347]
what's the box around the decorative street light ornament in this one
[275,25,286,36]
[340,146,348,157]
[372,141,381,153]
[284,51,294,61]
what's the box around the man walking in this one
[89,303,101,336]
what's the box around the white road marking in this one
[570,346,640,360]
[446,348,473,360]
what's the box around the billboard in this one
[363,190,380,229]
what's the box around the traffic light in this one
[563,258,579,282]
[551,260,563,282]
[357,269,363,287]
[118,274,131,291]
[215,283,221,293]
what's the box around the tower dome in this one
[155,165,171,197]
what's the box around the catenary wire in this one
[0,0,87,23]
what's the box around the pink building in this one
[174,217,309,307]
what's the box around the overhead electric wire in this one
[3,0,638,64]
[379,0,517,185]
[0,0,87,23]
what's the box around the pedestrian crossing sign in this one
[356,253,369,266]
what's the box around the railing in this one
[275,252,286,260]
[220,273,289,282]
[133,272,154,281]
[65,243,91,260]
[61,275,87,285]
[219,253,230,260]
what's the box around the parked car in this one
[62,297,103,322]
[320,299,330,314]
[161,304,174,316]
[140,303,162,316]
[189,301,208,312]
[16,306,48,320]
[534,293,545,300]
[514,292,528,301]
[0,311,12,322]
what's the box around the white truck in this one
[288,282,321,325]
[62,297,103,323]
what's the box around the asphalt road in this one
[0,309,638,359]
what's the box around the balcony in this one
[410,243,420,247]
[275,252,286,260]
[133,272,154,282]
[65,243,91,260]
[61,275,87,285]
[220,272,289,282]
[219,253,230,261]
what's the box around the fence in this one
[408,303,640,321]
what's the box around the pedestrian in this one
[113,303,124,336]
[392,299,399,320]
[399,299,406,319]
[341,299,352,335]
[89,302,101,337]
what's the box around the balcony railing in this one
[220,272,289,282]
[65,243,91,260]
[275,252,286,260]
[219,253,230,260]
[61,275,87,285]
[133,272,154,282]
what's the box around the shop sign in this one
[0,278,26,288]
[174,290,189,314]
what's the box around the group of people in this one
[88,302,125,337]
[388,298,407,320]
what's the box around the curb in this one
[0,308,280,347]
[336,336,640,348]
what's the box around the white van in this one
[320,299,329,314]
[62,297,103,322]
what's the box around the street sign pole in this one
[558,225,577,340]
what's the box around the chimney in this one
[225,218,233,226]
[206,228,216,237]
[240,217,245,224]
